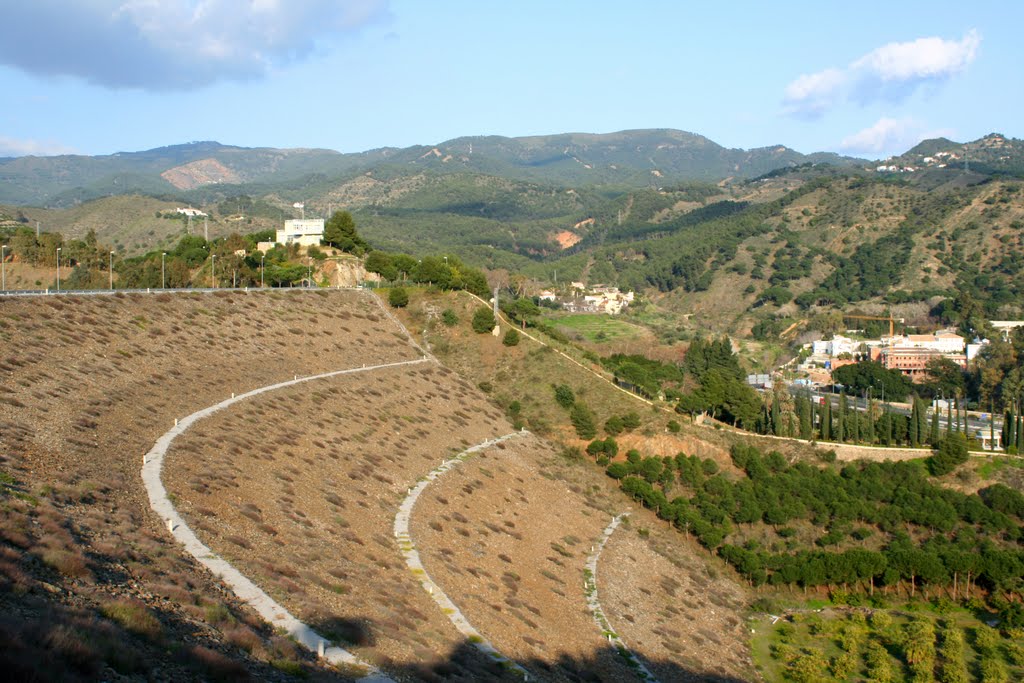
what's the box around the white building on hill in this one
[276,219,324,247]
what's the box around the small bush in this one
[553,384,575,409]
[502,329,520,346]
[441,309,458,327]
[471,307,496,333]
[101,599,163,641]
[387,287,409,308]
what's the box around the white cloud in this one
[784,30,980,117]
[0,136,77,157]
[840,117,916,154]
[839,117,955,157]
[852,30,979,82]
[782,68,846,117]
[0,0,390,90]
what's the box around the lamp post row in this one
[20,247,276,294]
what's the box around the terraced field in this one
[0,288,754,681]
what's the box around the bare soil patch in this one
[600,515,756,682]
[413,433,642,680]
[0,289,420,679]
[164,362,516,678]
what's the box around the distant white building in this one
[276,219,324,247]
[176,207,207,217]
[811,334,859,358]
[991,321,1024,340]
[882,330,964,355]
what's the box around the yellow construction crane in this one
[843,313,902,337]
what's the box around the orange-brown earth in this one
[0,289,419,680]
[0,287,757,681]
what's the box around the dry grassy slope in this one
[3,195,280,255]
[0,289,419,680]
[163,363,519,679]
[0,286,765,681]
[397,290,675,444]
[412,432,756,682]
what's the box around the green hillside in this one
[0,129,866,207]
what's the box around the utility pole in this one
[204,216,209,242]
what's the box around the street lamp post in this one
[211,254,216,289]
[56,247,61,293]
[109,251,115,290]
[161,252,166,289]
[1,244,6,291]
[260,254,265,288]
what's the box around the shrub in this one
[929,433,969,475]
[387,287,409,308]
[441,309,458,327]
[471,307,495,333]
[605,416,624,436]
[570,403,598,440]
[553,384,575,409]
[621,412,641,430]
[502,329,520,346]
[667,420,681,433]
[101,599,163,641]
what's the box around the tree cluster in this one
[603,442,1024,600]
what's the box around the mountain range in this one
[0,129,868,207]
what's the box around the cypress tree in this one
[771,397,781,437]
[916,396,929,446]
[1011,405,1019,454]
[863,401,875,443]
[798,396,812,440]
[837,393,847,442]
[1003,408,1015,452]
[821,397,832,441]
[909,397,920,447]
[947,399,953,436]
[930,408,940,444]
[852,404,860,443]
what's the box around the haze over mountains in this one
[0,129,871,207]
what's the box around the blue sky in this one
[0,1,1020,159]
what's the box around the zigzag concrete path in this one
[142,358,435,682]
[584,514,659,683]
[393,431,531,679]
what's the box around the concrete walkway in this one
[583,514,658,683]
[142,358,434,683]
[393,431,530,679]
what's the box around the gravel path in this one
[393,431,530,679]
[142,358,434,683]
[584,514,659,683]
